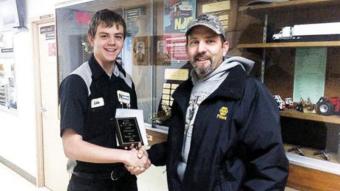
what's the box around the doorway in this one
[33,18,69,191]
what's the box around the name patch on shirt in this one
[91,97,105,108]
[117,90,131,107]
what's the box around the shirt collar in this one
[113,63,120,77]
[88,54,116,80]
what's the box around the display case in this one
[56,0,340,190]
[56,0,233,125]
[237,0,340,190]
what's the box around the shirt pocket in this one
[86,105,108,136]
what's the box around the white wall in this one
[0,0,60,178]
[27,0,57,19]
[0,31,37,176]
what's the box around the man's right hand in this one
[125,147,151,175]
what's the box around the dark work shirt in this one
[59,55,137,173]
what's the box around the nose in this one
[197,41,206,53]
[108,36,116,45]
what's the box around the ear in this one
[87,34,94,47]
[222,41,229,57]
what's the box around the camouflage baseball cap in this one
[186,14,225,39]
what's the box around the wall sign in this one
[293,48,327,103]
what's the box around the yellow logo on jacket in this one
[217,106,228,120]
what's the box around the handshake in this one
[124,145,151,175]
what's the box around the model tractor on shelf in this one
[273,95,285,110]
[316,97,340,116]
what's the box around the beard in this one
[192,53,214,78]
[193,60,214,78]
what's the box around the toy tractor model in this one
[316,97,340,116]
[284,97,294,109]
[303,98,315,113]
[273,95,285,110]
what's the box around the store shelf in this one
[280,109,340,125]
[237,41,340,48]
[285,144,339,163]
[239,0,340,12]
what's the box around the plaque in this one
[115,117,143,147]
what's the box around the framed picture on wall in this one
[155,35,171,65]
[132,36,150,65]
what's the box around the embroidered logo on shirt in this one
[216,106,228,120]
[91,97,104,108]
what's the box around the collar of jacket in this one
[172,65,247,114]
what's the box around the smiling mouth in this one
[194,57,210,64]
[196,57,207,61]
[194,54,210,61]
[105,48,117,53]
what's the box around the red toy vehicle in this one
[316,97,340,115]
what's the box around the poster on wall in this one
[155,34,188,64]
[0,32,17,110]
[293,48,327,104]
[164,34,188,62]
[125,7,146,37]
[163,0,196,33]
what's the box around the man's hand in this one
[125,146,151,175]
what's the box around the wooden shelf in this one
[146,129,167,145]
[237,41,340,48]
[280,109,340,124]
[288,164,340,191]
[239,0,340,12]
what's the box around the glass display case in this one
[56,0,340,189]
[56,0,233,126]
[237,0,340,189]
[238,0,340,158]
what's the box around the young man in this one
[59,9,150,191]
[147,14,289,191]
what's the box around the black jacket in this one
[148,66,289,191]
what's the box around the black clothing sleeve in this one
[147,141,168,166]
[147,100,179,166]
[235,80,289,191]
[59,75,88,137]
